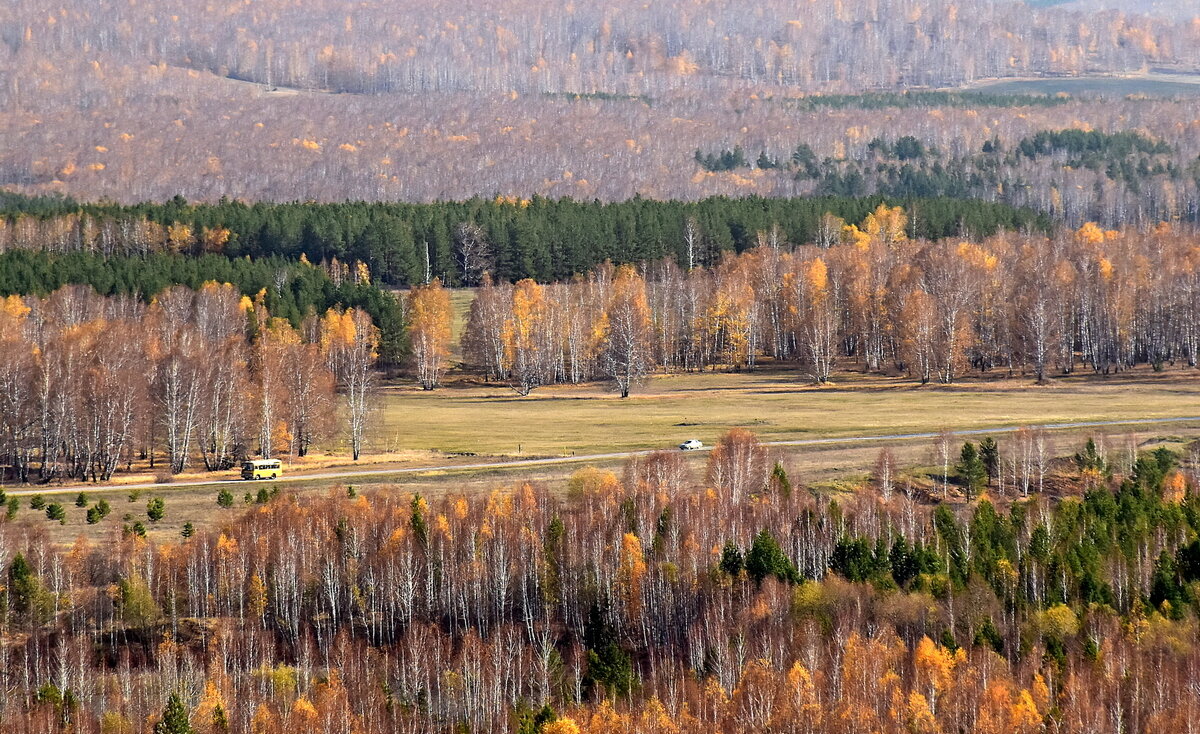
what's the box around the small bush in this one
[29,495,46,510]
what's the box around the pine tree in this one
[957,442,987,498]
[8,553,38,616]
[45,503,66,523]
[719,541,744,577]
[769,462,792,498]
[154,692,194,734]
[745,529,799,584]
[583,604,634,699]
[978,437,999,484]
[147,497,166,522]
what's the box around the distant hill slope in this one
[2,0,1200,208]
[4,0,1197,97]
[1049,0,1200,19]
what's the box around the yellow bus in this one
[241,459,282,480]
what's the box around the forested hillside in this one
[0,251,403,346]
[5,1,1200,731]
[1056,0,1200,19]
[6,0,1195,97]
[4,0,1200,218]
[0,430,1196,732]
[696,128,1199,226]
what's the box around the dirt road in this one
[8,415,1198,496]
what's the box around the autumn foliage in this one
[5,0,1200,213]
[459,213,1200,388]
[407,278,453,390]
[0,429,1197,732]
[0,283,381,481]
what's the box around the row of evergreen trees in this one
[0,250,407,363]
[0,193,1050,286]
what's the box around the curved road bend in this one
[8,415,1200,496]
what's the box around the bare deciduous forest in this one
[0,437,1198,733]
[0,282,388,481]
[4,1,1200,733]
[3,0,1200,219]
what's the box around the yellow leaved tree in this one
[407,277,453,390]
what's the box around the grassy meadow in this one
[375,367,1200,457]
[385,288,1200,458]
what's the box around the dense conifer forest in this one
[0,194,1049,286]
[0,250,404,352]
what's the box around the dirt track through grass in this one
[376,368,1200,457]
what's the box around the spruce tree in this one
[719,541,744,577]
[745,529,799,584]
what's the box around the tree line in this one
[759,90,1072,112]
[447,207,1200,394]
[0,427,1196,732]
[0,282,380,483]
[0,249,406,363]
[0,193,1049,286]
[695,128,1188,222]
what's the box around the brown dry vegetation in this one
[4,0,1200,212]
[18,419,1195,542]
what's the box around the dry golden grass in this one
[374,366,1200,458]
[21,449,444,491]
